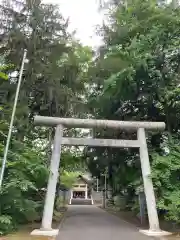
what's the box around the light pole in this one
[102,170,107,208]
[0,49,27,188]
[104,172,107,194]
[97,177,99,192]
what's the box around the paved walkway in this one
[57,205,157,240]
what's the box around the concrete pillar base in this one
[139,229,172,236]
[31,229,59,237]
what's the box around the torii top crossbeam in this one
[34,115,165,131]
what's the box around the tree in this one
[60,171,80,189]
[87,0,180,221]
[0,134,49,235]
[0,0,93,235]
[0,0,92,141]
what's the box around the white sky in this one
[43,0,103,47]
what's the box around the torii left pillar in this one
[31,124,63,237]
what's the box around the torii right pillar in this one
[137,128,171,236]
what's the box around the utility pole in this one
[97,177,99,192]
[104,172,107,195]
[102,169,108,208]
[0,49,27,188]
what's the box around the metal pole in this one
[0,49,27,188]
[97,178,99,192]
[105,172,107,205]
[102,173,107,208]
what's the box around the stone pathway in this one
[57,205,157,240]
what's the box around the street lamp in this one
[96,177,99,192]
[102,169,108,208]
[0,49,28,188]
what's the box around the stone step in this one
[70,198,93,205]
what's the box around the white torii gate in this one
[31,116,171,237]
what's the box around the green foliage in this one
[1,0,180,234]
[151,141,180,222]
[0,215,14,235]
[59,149,86,189]
[60,170,80,189]
[87,0,180,223]
[0,72,8,81]
[61,150,86,172]
[0,0,92,235]
[0,134,49,235]
[0,63,14,81]
[0,0,92,139]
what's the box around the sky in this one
[43,0,103,47]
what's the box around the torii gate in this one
[31,116,171,237]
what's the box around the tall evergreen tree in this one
[0,0,92,235]
[87,0,180,221]
[0,0,92,140]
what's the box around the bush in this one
[0,140,48,235]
